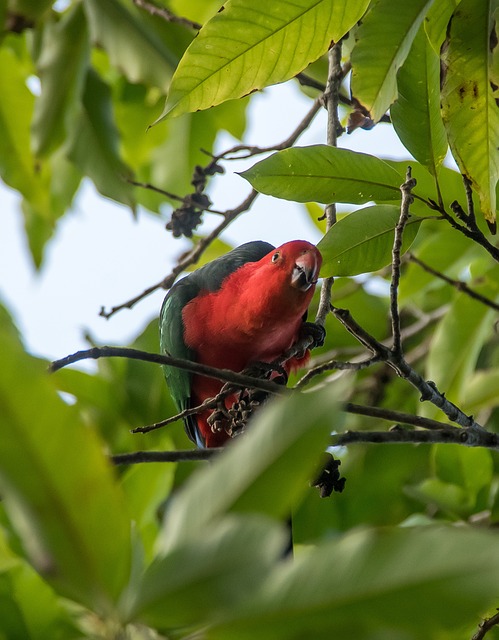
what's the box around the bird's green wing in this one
[159,241,275,445]
[159,278,199,442]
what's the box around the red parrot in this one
[160,240,323,447]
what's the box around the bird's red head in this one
[267,240,322,292]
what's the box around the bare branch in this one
[391,167,416,355]
[472,611,499,640]
[113,448,217,465]
[330,305,488,436]
[99,190,258,318]
[333,427,470,447]
[408,253,499,311]
[49,345,287,397]
[209,97,322,162]
[344,403,457,432]
[132,0,202,30]
[316,42,343,327]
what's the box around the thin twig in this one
[132,0,202,30]
[99,190,258,318]
[210,97,322,162]
[112,422,499,467]
[330,305,488,437]
[333,427,474,447]
[408,253,499,311]
[391,167,416,355]
[49,345,287,396]
[101,94,324,320]
[344,403,458,432]
[316,42,342,326]
[113,448,217,464]
[472,611,499,640]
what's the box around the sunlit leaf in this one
[391,25,447,177]
[157,0,370,121]
[83,0,183,91]
[65,68,135,210]
[351,0,434,121]
[318,204,421,277]
[240,145,408,204]
[441,0,499,226]
[31,2,90,157]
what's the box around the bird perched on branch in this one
[160,240,324,447]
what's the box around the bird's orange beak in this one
[291,250,320,291]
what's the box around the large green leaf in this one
[207,526,499,639]
[65,68,135,210]
[240,145,408,204]
[441,0,499,226]
[318,205,421,277]
[83,0,181,91]
[127,515,285,629]
[351,0,434,122]
[31,2,90,157]
[0,327,132,612]
[391,25,447,177]
[156,0,370,121]
[157,384,344,553]
[424,0,460,53]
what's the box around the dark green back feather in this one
[159,241,275,444]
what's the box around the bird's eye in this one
[271,252,280,263]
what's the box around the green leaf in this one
[157,384,345,552]
[31,2,90,157]
[83,0,181,91]
[318,204,421,277]
[157,0,370,121]
[351,0,434,121]
[433,445,493,497]
[0,42,79,266]
[240,145,407,204]
[0,329,132,612]
[391,25,447,177]
[405,478,474,516]
[65,68,135,210]
[424,0,460,54]
[425,292,497,413]
[207,526,499,639]
[128,515,286,629]
[463,369,499,411]
[441,0,499,226]
[398,222,478,304]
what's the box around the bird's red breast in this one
[182,240,322,446]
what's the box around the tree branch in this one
[99,190,258,318]
[472,611,499,640]
[390,167,416,355]
[330,305,488,437]
[49,345,287,396]
[316,42,343,327]
[132,0,202,30]
[408,253,499,311]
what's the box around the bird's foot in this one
[300,322,326,349]
[243,361,289,385]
